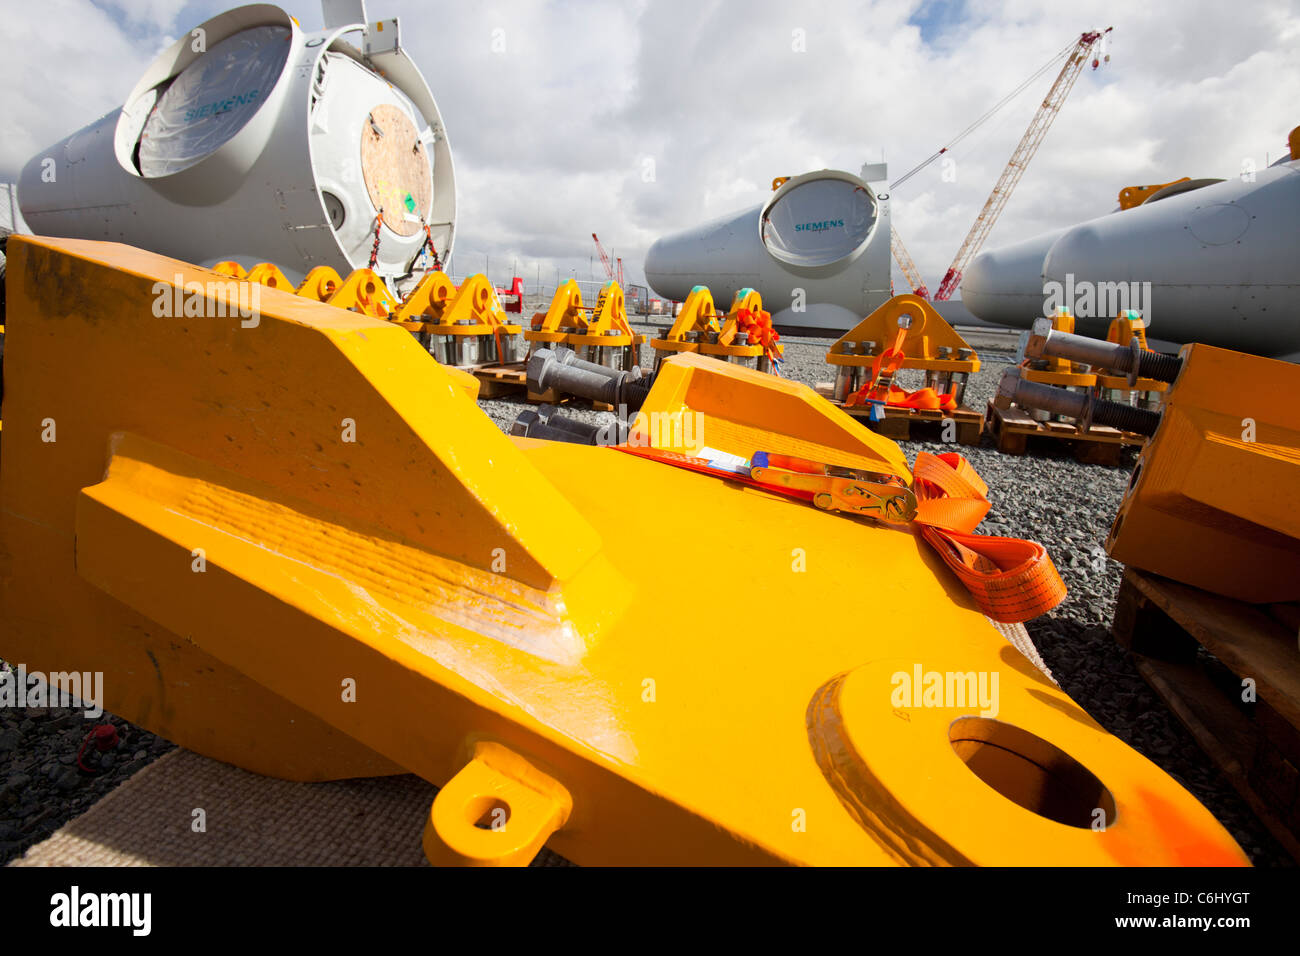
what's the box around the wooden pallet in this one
[813,383,983,445]
[1112,568,1300,861]
[986,401,1145,466]
[470,364,613,410]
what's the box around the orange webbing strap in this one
[911,452,1066,623]
[845,325,956,412]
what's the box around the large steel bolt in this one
[528,346,654,413]
[510,405,629,445]
[1023,318,1183,384]
[998,367,1162,435]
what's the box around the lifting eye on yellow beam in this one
[392,270,458,330]
[772,176,790,191]
[649,285,719,371]
[211,261,248,279]
[245,262,295,292]
[323,267,399,318]
[1117,177,1191,210]
[827,294,979,405]
[296,266,346,303]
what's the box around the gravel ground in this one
[1,319,1290,866]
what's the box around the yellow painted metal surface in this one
[1107,344,1300,603]
[0,236,1248,866]
[826,294,979,375]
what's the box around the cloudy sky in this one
[2,0,1297,294]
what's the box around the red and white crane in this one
[890,27,1112,300]
[592,233,624,286]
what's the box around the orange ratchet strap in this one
[911,451,1066,623]
[844,322,956,413]
[610,445,1065,624]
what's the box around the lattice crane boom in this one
[890,227,931,300]
[592,233,615,280]
[933,27,1111,301]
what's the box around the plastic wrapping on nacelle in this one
[17,3,455,286]
[961,161,1300,360]
[644,168,891,333]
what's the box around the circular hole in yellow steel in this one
[948,717,1116,829]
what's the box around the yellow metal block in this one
[1107,344,1300,602]
[0,236,1248,866]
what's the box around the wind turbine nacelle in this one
[17,3,455,285]
[961,160,1300,361]
[644,167,892,334]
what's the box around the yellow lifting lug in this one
[771,176,790,191]
[699,288,765,367]
[649,285,720,368]
[295,266,346,304]
[423,741,573,866]
[245,262,295,293]
[325,268,399,318]
[827,294,979,374]
[525,278,586,350]
[1118,177,1191,210]
[421,274,524,368]
[563,281,645,371]
[393,270,458,331]
[211,261,248,279]
[827,294,979,405]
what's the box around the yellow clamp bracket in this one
[423,742,572,867]
[525,278,585,346]
[650,285,719,356]
[295,266,345,303]
[700,288,764,359]
[827,293,978,374]
[567,282,640,349]
[393,270,458,331]
[325,268,398,318]
[426,274,519,336]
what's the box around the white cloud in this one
[3,0,1297,296]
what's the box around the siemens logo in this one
[795,219,844,233]
[183,88,261,122]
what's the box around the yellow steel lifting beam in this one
[0,236,1248,867]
